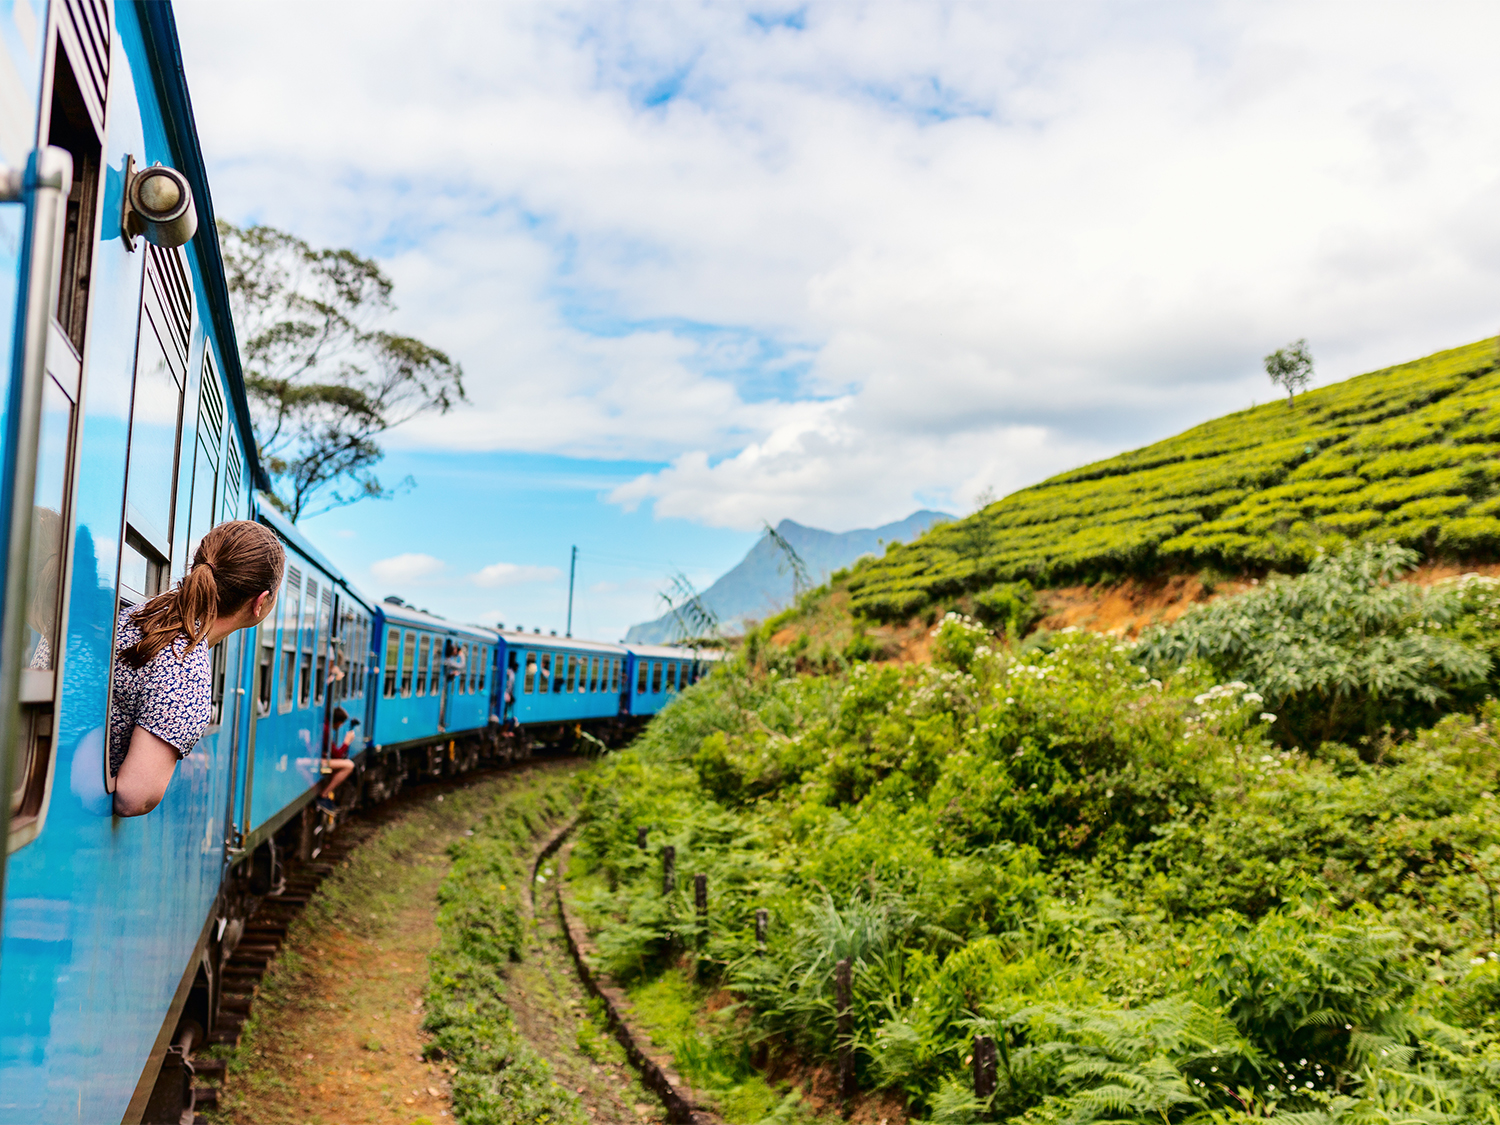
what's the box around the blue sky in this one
[173,1,1500,639]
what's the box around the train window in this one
[184,352,223,571]
[123,245,190,593]
[400,631,415,697]
[222,432,242,522]
[636,661,647,694]
[589,657,599,692]
[280,567,301,713]
[415,634,430,695]
[314,587,331,704]
[480,647,489,693]
[651,662,662,694]
[470,644,480,693]
[666,663,677,693]
[553,654,566,694]
[208,641,227,727]
[298,577,317,708]
[524,653,536,693]
[540,653,552,692]
[256,606,274,717]
[383,629,399,698]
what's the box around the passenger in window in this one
[317,705,358,814]
[112,521,285,817]
[442,638,466,681]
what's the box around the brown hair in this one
[121,520,285,668]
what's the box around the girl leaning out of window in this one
[111,520,285,817]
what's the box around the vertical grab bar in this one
[0,147,73,909]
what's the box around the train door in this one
[6,1,112,844]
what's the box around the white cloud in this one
[370,553,446,584]
[471,562,563,588]
[175,1,1500,530]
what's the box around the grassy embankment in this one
[569,546,1500,1123]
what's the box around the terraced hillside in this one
[847,336,1500,618]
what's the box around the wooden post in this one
[637,826,648,850]
[835,958,854,1101]
[694,874,708,947]
[973,1035,998,1099]
[755,908,768,955]
[662,845,675,895]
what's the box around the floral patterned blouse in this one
[109,609,214,777]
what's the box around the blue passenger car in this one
[624,643,722,717]
[237,504,377,854]
[371,601,497,775]
[498,629,629,728]
[0,5,271,1121]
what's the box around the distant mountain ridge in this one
[626,511,952,643]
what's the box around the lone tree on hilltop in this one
[1264,338,1314,407]
[218,221,466,522]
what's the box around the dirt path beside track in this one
[210,763,658,1125]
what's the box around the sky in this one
[173,0,1500,640]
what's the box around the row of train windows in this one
[381,630,490,700]
[521,653,621,696]
[254,564,371,717]
[636,660,697,695]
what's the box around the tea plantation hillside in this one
[848,337,1500,619]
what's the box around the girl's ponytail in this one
[120,520,285,668]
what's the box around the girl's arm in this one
[114,728,181,817]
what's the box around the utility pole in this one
[566,545,577,637]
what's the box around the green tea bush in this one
[571,613,1500,1123]
[1138,543,1492,748]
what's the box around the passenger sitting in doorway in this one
[112,521,285,817]
[505,652,518,718]
[316,705,358,814]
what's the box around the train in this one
[0,6,719,1123]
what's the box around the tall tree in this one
[1263,338,1314,407]
[218,221,466,522]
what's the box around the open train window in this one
[121,245,189,602]
[651,662,663,694]
[298,578,316,708]
[400,631,414,697]
[636,661,647,694]
[666,663,677,693]
[255,603,275,717]
[313,586,331,704]
[478,646,488,693]
[541,653,554,693]
[184,351,223,571]
[524,653,536,694]
[415,634,430,696]
[382,629,399,698]
[279,567,300,713]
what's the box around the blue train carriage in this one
[498,629,631,745]
[371,598,501,780]
[236,502,377,857]
[0,4,277,1122]
[624,642,724,717]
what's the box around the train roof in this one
[626,642,727,660]
[380,600,499,642]
[496,630,628,655]
[255,500,375,612]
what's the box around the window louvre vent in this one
[57,0,109,137]
[145,244,191,368]
[223,439,242,520]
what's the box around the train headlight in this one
[121,154,198,250]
